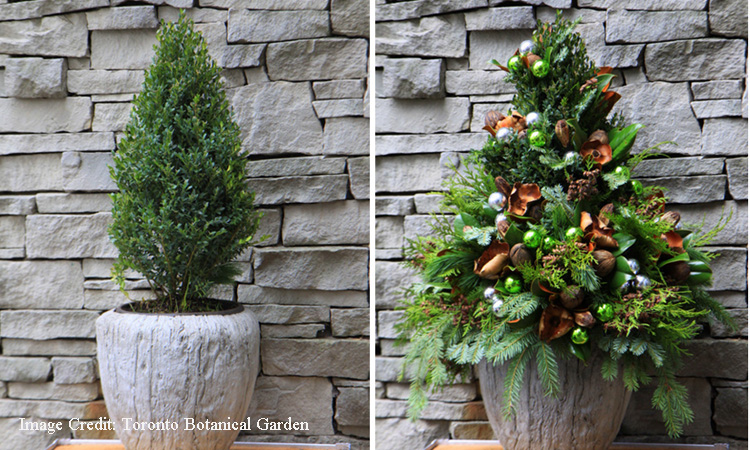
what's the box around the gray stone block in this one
[674,201,747,246]
[331,0,368,37]
[230,82,323,156]
[0,196,35,215]
[606,10,707,44]
[0,133,114,155]
[7,382,98,402]
[709,309,748,338]
[702,118,749,156]
[376,249,403,260]
[380,339,407,356]
[632,157,725,178]
[691,99,743,118]
[260,324,325,339]
[537,7,605,24]
[86,6,158,30]
[67,70,144,95]
[691,80,745,100]
[0,0,108,21]
[387,383,477,403]
[238,285,367,308]
[714,387,748,438]
[246,305,329,325]
[254,247,368,290]
[247,376,333,436]
[267,38,368,81]
[91,29,157,70]
[679,339,747,379]
[331,309,369,337]
[621,377,712,436]
[376,261,420,310]
[200,0,328,8]
[36,193,111,214]
[376,216,404,249]
[578,0,706,8]
[246,175,349,205]
[377,310,403,339]
[0,261,82,309]
[0,154,62,192]
[92,103,132,132]
[1,339,96,357]
[377,398,486,421]
[62,152,116,192]
[414,193,443,214]
[705,247,748,291]
[5,58,66,99]
[614,82,701,155]
[313,80,365,100]
[348,156,369,199]
[375,418,449,450]
[157,6,228,23]
[26,213,116,259]
[642,176,726,204]
[645,39,746,82]
[0,399,103,419]
[382,58,445,99]
[711,291,748,308]
[375,196,415,216]
[445,70,514,96]
[0,217,24,250]
[83,289,155,310]
[726,158,748,200]
[464,7,535,31]
[227,9,328,44]
[376,133,486,156]
[0,310,98,340]
[709,0,748,38]
[376,0,487,22]
[450,421,494,440]
[0,98,92,133]
[376,15,466,58]
[576,23,643,68]
[403,215,437,242]
[336,387,369,436]
[0,358,50,383]
[261,339,368,379]
[376,98,470,134]
[376,154,443,193]
[51,357,96,384]
[468,30,533,71]
[324,117,369,156]
[471,103,511,132]
[0,14,88,57]
[247,157,346,178]
[283,200,368,246]
[313,99,364,118]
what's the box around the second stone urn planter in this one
[96,302,260,450]
[477,350,632,450]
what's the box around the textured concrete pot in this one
[96,301,260,450]
[477,350,631,450]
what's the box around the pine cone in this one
[566,169,600,202]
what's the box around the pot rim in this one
[114,299,244,316]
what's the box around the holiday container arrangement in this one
[96,13,263,450]
[397,14,735,449]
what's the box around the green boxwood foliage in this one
[109,13,260,312]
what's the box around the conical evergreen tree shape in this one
[109,13,260,312]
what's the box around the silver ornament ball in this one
[635,274,651,290]
[495,213,507,226]
[488,192,506,211]
[627,258,640,274]
[519,39,535,54]
[495,127,511,142]
[619,279,633,294]
[484,286,497,300]
[525,112,541,127]
[492,298,504,316]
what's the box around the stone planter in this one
[96,301,260,450]
[477,350,631,450]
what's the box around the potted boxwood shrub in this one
[397,14,735,449]
[96,13,262,450]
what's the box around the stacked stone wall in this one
[0,1,369,449]
[374,1,747,449]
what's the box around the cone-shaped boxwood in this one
[109,13,260,312]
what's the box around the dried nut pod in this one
[528,204,544,222]
[560,286,584,309]
[574,311,596,328]
[664,261,690,285]
[592,250,616,278]
[660,211,681,227]
[485,110,505,131]
[555,119,570,147]
[599,203,614,226]
[526,53,542,67]
[497,219,511,237]
[589,129,609,145]
[510,243,534,266]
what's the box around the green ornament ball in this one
[565,227,583,241]
[529,130,547,147]
[614,166,630,179]
[523,230,543,249]
[596,303,615,322]
[531,59,550,77]
[508,55,523,72]
[542,236,557,252]
[571,327,589,345]
[504,275,523,294]
[631,179,643,195]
